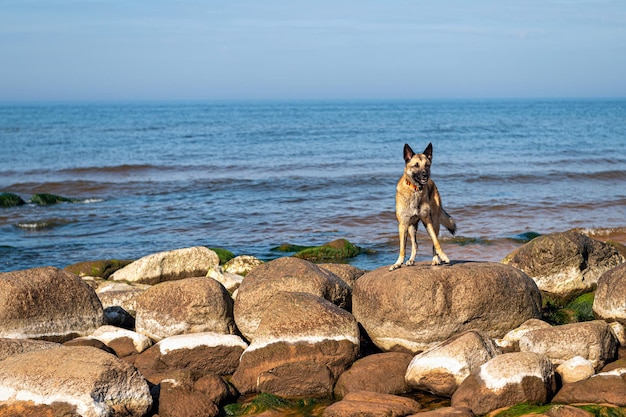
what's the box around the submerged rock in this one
[29,193,77,205]
[0,192,25,208]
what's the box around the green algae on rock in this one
[0,192,26,208]
[30,193,78,205]
[294,239,362,262]
[64,259,134,279]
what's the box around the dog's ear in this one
[403,144,415,163]
[423,143,433,161]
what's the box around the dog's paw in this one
[389,263,402,271]
[432,253,450,265]
[431,256,442,266]
[405,260,415,267]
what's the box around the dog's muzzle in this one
[416,171,429,185]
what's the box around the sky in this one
[1,0,625,102]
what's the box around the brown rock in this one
[451,352,555,416]
[0,267,104,343]
[334,352,414,399]
[545,405,595,417]
[323,391,421,417]
[231,291,359,396]
[319,263,366,288]
[353,262,541,353]
[0,401,80,417]
[257,361,334,398]
[62,337,116,355]
[502,230,624,304]
[134,332,247,377]
[551,369,626,406]
[234,257,351,340]
[158,378,219,417]
[408,407,474,417]
[134,277,235,341]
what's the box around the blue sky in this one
[1,0,625,101]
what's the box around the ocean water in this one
[1,99,625,272]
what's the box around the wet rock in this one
[134,277,235,341]
[451,352,556,415]
[334,352,413,399]
[134,332,247,377]
[353,262,541,353]
[0,267,104,342]
[552,367,626,406]
[231,291,359,397]
[0,192,25,208]
[234,257,351,340]
[502,230,625,304]
[323,391,422,417]
[64,259,133,279]
[110,246,220,285]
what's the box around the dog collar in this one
[405,178,422,191]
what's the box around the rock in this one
[231,291,359,396]
[555,356,595,384]
[322,391,422,417]
[63,337,116,355]
[502,230,625,304]
[0,192,25,208]
[0,346,152,417]
[134,277,235,341]
[0,338,61,361]
[90,325,152,357]
[544,405,595,417]
[552,367,626,406]
[154,370,224,417]
[0,267,104,342]
[609,321,626,345]
[503,319,553,348]
[103,306,136,329]
[518,320,617,371]
[353,262,541,353]
[223,255,264,276]
[207,266,243,294]
[294,239,362,262]
[64,259,133,279]
[29,193,77,205]
[405,330,501,397]
[110,246,220,285]
[593,263,626,324]
[319,263,366,288]
[0,401,80,417]
[134,332,247,377]
[334,352,414,399]
[409,407,475,417]
[451,352,556,416]
[233,257,351,340]
[96,281,149,316]
[257,361,335,398]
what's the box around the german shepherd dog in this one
[390,143,456,270]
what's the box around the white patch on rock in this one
[245,334,359,354]
[158,332,248,354]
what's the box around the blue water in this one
[2,99,626,272]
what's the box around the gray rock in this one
[353,262,541,353]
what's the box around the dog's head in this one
[403,143,432,186]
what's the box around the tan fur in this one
[390,143,456,270]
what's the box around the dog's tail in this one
[440,208,456,235]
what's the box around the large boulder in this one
[231,291,359,397]
[96,281,149,316]
[405,330,501,397]
[518,320,617,371]
[89,325,152,357]
[234,257,351,340]
[135,277,235,341]
[110,246,220,285]
[593,263,626,324]
[352,262,542,353]
[134,332,247,377]
[0,346,152,417]
[334,352,414,399]
[552,367,626,406]
[0,267,104,342]
[0,338,60,362]
[502,231,624,304]
[451,352,556,415]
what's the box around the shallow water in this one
[2,99,625,271]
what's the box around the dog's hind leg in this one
[390,223,408,271]
[424,219,450,265]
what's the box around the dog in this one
[390,143,456,270]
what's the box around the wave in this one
[16,218,74,230]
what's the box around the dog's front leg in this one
[406,224,418,266]
[390,223,407,271]
[423,219,450,265]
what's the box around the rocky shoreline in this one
[1,230,626,417]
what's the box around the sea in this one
[1,99,625,273]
